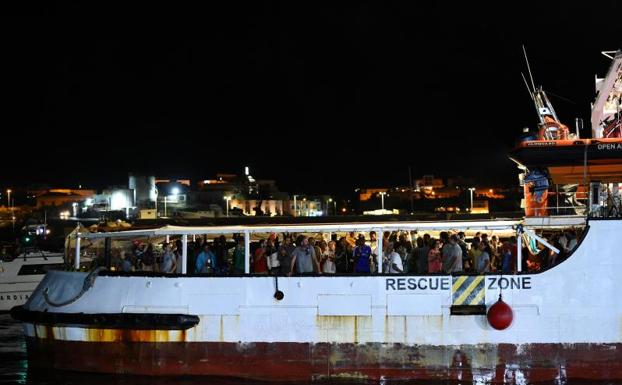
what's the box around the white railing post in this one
[182,234,188,274]
[376,229,383,273]
[244,230,250,274]
[517,226,522,273]
[75,234,81,270]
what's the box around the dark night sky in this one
[5,1,621,194]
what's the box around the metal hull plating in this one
[23,338,622,382]
[16,220,622,382]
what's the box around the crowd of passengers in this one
[109,229,579,275]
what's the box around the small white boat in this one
[0,250,64,312]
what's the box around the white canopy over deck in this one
[69,218,582,275]
[80,220,521,240]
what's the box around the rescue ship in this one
[10,50,622,383]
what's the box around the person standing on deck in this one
[265,236,280,274]
[320,241,336,274]
[500,241,513,273]
[141,243,155,272]
[195,244,216,274]
[335,237,352,273]
[440,232,451,270]
[278,235,295,275]
[353,235,372,274]
[369,231,378,253]
[188,237,202,273]
[394,233,412,273]
[442,234,463,273]
[212,235,229,275]
[427,239,443,274]
[174,240,183,274]
[468,236,482,273]
[369,231,378,272]
[160,243,177,274]
[423,233,431,248]
[489,235,501,271]
[476,241,491,274]
[253,239,268,274]
[386,243,404,274]
[308,238,322,272]
[232,236,246,275]
[289,236,319,275]
[345,232,357,249]
[457,232,470,271]
[412,237,429,274]
[119,250,133,272]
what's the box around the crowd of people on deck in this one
[105,228,580,276]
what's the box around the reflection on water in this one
[0,313,27,385]
[0,314,618,385]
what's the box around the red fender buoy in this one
[487,295,513,330]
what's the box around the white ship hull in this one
[0,252,63,312]
[0,281,41,312]
[12,219,622,382]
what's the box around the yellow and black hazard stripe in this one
[452,276,485,306]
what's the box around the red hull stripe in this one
[26,338,622,382]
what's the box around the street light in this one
[153,187,159,217]
[379,192,387,211]
[468,187,476,212]
[224,196,232,217]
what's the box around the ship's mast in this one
[522,46,565,139]
[523,46,573,141]
[592,50,622,138]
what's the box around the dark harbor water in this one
[0,314,618,385]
